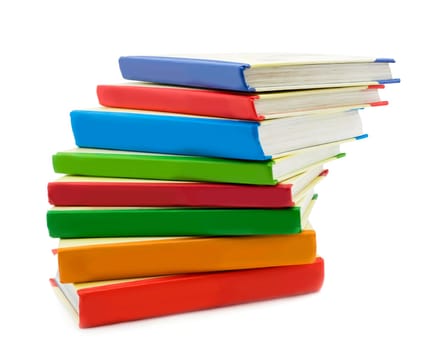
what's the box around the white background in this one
[1,1,445,349]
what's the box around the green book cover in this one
[47,207,301,238]
[52,142,346,186]
[52,148,276,185]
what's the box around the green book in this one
[47,191,315,238]
[52,141,347,185]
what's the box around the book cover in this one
[52,137,349,185]
[118,53,399,92]
[47,165,327,207]
[46,190,315,238]
[97,83,387,121]
[70,107,364,161]
[51,257,325,328]
[55,224,317,283]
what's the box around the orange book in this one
[55,225,317,283]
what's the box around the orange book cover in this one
[55,225,317,283]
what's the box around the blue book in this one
[70,107,364,161]
[119,53,400,92]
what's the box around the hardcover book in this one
[48,165,327,207]
[70,107,364,161]
[51,257,325,328]
[46,191,316,238]
[55,223,317,283]
[97,83,387,121]
[118,53,399,91]
[52,138,351,185]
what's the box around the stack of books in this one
[47,53,399,328]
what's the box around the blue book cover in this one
[70,108,364,161]
[119,53,400,92]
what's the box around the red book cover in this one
[47,167,327,208]
[97,83,260,120]
[51,257,324,328]
[97,83,386,121]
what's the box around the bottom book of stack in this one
[51,257,324,328]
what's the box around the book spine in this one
[47,207,302,238]
[52,152,276,185]
[47,181,293,207]
[57,230,316,283]
[70,110,269,160]
[118,56,254,92]
[97,85,262,121]
[77,258,324,327]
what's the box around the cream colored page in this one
[54,175,191,184]
[58,236,189,248]
[151,53,375,66]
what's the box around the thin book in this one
[118,53,399,92]
[97,83,388,121]
[52,137,354,185]
[54,221,318,283]
[48,164,327,207]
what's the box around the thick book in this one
[118,53,399,92]
[51,257,324,328]
[70,107,364,161]
[47,165,327,207]
[55,222,317,283]
[97,83,388,121]
[52,138,351,185]
[46,190,316,238]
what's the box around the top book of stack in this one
[118,53,399,92]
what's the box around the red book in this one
[47,166,327,208]
[51,257,324,328]
[97,83,387,121]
